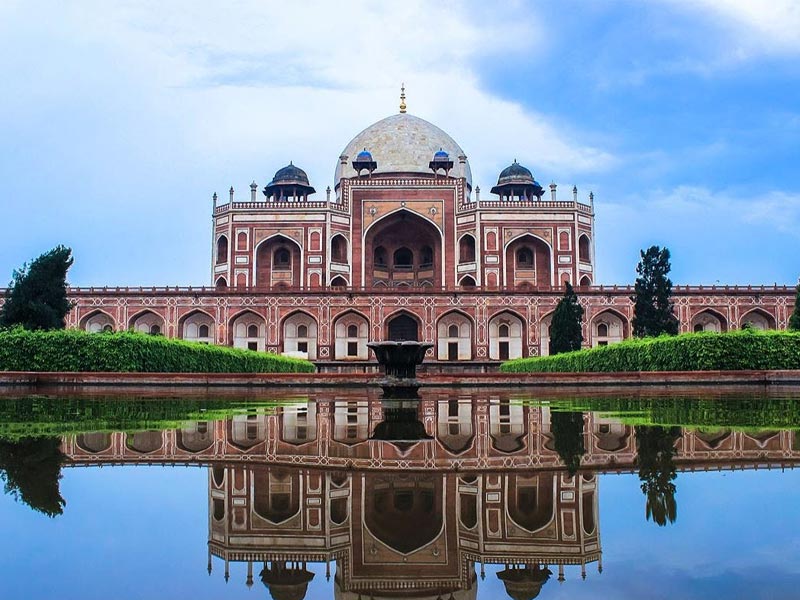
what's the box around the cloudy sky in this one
[1,0,798,287]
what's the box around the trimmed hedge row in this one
[0,328,315,373]
[501,330,800,373]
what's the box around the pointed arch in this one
[80,309,116,333]
[503,232,554,289]
[330,275,348,287]
[436,310,473,360]
[578,234,591,263]
[459,275,477,288]
[215,276,228,290]
[538,310,555,357]
[591,309,629,347]
[330,233,349,264]
[488,310,526,360]
[229,309,267,351]
[691,308,728,333]
[178,309,215,343]
[458,233,476,263]
[128,309,166,335]
[740,308,776,330]
[216,234,229,264]
[385,309,422,342]
[506,474,555,533]
[333,310,370,360]
[281,310,318,359]
[254,233,303,289]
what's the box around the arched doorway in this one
[489,312,525,360]
[230,311,266,351]
[364,210,443,288]
[282,312,318,359]
[387,312,419,341]
[505,234,552,288]
[255,235,302,289]
[437,312,472,360]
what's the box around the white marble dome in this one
[334,113,472,189]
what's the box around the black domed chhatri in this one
[352,147,378,176]
[491,160,544,201]
[263,162,316,200]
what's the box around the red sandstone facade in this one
[54,105,793,363]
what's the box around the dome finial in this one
[399,83,407,113]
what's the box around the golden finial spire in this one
[399,83,407,113]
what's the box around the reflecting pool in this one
[1,386,800,599]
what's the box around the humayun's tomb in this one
[62,90,794,365]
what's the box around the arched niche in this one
[437,311,472,360]
[254,235,302,290]
[578,234,591,263]
[579,275,592,287]
[282,312,318,359]
[252,467,301,525]
[437,398,474,454]
[215,276,228,290]
[691,309,728,333]
[80,310,115,333]
[364,209,443,288]
[125,431,163,454]
[740,308,776,331]
[489,398,525,452]
[505,234,552,289]
[179,310,215,344]
[488,311,525,360]
[229,414,267,450]
[76,432,111,453]
[216,235,228,264]
[591,310,628,347]
[281,402,317,445]
[331,234,348,264]
[236,231,248,251]
[334,311,369,360]
[459,234,476,263]
[507,474,555,533]
[230,310,266,351]
[129,310,165,336]
[330,275,348,287]
[593,422,631,452]
[332,401,369,445]
[364,474,444,555]
[177,421,213,452]
[459,275,477,288]
[386,311,420,342]
[539,312,554,357]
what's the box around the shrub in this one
[0,328,315,373]
[501,330,800,373]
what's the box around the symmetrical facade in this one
[56,95,795,363]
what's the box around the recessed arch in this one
[578,234,591,263]
[330,234,349,264]
[280,401,317,445]
[459,275,477,288]
[128,309,165,335]
[178,309,215,343]
[229,309,266,351]
[76,432,112,453]
[436,310,473,360]
[177,421,214,453]
[333,310,370,360]
[254,234,303,289]
[215,276,228,290]
[507,474,555,533]
[488,310,526,360]
[252,467,302,525]
[579,275,592,287]
[216,234,229,264]
[591,309,628,347]
[458,233,476,263]
[740,308,776,330]
[503,232,553,289]
[437,398,474,455]
[538,311,555,357]
[80,309,116,333]
[385,309,421,342]
[281,310,318,359]
[691,308,728,333]
[330,275,348,287]
[125,431,163,454]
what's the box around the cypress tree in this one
[549,282,584,355]
[635,425,681,527]
[789,281,800,331]
[550,411,586,476]
[0,246,73,330]
[631,246,679,337]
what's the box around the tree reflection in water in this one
[635,425,681,526]
[550,411,586,476]
[0,436,65,517]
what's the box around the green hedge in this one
[0,328,315,373]
[501,330,800,373]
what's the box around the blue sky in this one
[0,0,798,287]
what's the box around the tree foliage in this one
[549,283,584,355]
[635,425,681,526]
[550,411,586,476]
[0,437,66,517]
[0,245,74,330]
[631,246,679,337]
[790,281,800,331]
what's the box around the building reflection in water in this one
[209,466,598,599]
[61,390,800,598]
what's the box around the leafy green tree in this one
[789,281,800,331]
[550,410,586,476]
[549,282,584,355]
[631,246,679,337]
[0,436,66,517]
[0,246,74,330]
[635,425,681,526]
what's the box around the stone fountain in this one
[367,340,433,398]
